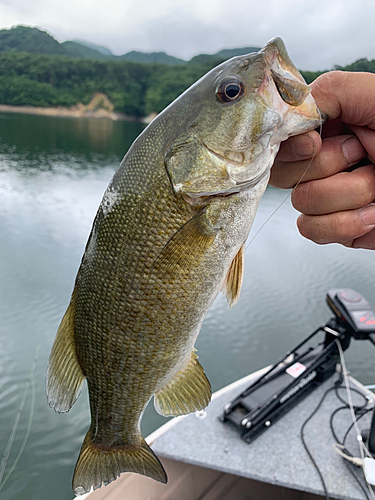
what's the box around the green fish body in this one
[46,38,323,495]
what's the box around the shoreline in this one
[0,103,156,124]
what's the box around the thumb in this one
[311,71,375,128]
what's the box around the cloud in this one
[0,0,374,70]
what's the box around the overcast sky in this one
[0,0,374,71]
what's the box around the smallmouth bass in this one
[46,38,323,495]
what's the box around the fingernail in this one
[342,136,366,166]
[290,133,316,158]
[360,204,375,227]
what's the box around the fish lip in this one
[182,166,270,203]
[182,189,240,206]
[202,140,243,166]
[201,140,271,187]
[184,188,240,200]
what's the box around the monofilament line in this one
[245,147,316,251]
[334,339,375,500]
[0,345,40,492]
[246,111,323,251]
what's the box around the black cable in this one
[343,408,373,451]
[342,407,374,500]
[330,386,368,449]
[329,385,373,500]
[341,454,372,500]
[301,377,373,500]
[300,385,337,500]
[335,384,368,410]
[330,405,351,445]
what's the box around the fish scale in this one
[46,37,324,495]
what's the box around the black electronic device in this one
[221,288,375,443]
[326,288,375,341]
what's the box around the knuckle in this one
[351,168,375,206]
[291,184,309,211]
[296,214,322,244]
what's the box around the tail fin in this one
[73,431,167,495]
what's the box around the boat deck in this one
[86,370,374,500]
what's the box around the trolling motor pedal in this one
[221,288,375,443]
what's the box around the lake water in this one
[0,112,374,500]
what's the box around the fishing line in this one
[334,339,373,461]
[300,376,374,500]
[330,405,372,500]
[334,339,375,500]
[244,150,316,251]
[245,109,324,251]
[0,345,40,492]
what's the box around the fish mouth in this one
[202,141,245,167]
[203,140,272,187]
[181,164,270,206]
[182,189,240,206]
[178,140,271,206]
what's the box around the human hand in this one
[271,71,375,249]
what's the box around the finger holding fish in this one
[270,133,366,188]
[291,163,375,215]
[272,71,375,250]
[297,205,375,249]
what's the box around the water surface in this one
[0,112,374,500]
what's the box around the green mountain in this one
[0,25,68,56]
[188,53,224,66]
[0,25,107,59]
[61,41,110,60]
[188,47,261,66]
[0,26,188,63]
[0,25,262,66]
[119,50,185,65]
[3,25,352,118]
[72,39,113,57]
[0,26,112,60]
[216,47,261,59]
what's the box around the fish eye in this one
[216,78,244,103]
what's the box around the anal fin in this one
[222,244,245,308]
[46,294,85,413]
[154,351,211,417]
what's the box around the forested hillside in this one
[0,51,217,116]
[0,25,374,117]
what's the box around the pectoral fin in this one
[154,351,211,416]
[46,294,85,413]
[222,244,245,308]
[154,209,217,276]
